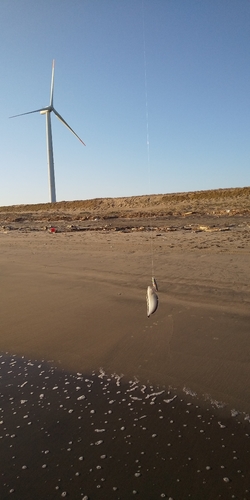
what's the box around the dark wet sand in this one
[1,355,250,500]
[0,229,250,499]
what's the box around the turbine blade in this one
[9,108,46,119]
[50,59,55,107]
[53,108,86,145]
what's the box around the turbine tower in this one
[10,60,85,203]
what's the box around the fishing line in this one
[142,0,159,316]
[142,0,154,279]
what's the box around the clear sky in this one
[1,0,250,206]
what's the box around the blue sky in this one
[1,0,250,206]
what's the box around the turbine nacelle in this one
[40,106,53,115]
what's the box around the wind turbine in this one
[10,60,85,203]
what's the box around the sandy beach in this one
[1,190,250,499]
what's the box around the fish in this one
[146,285,158,317]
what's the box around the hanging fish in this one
[152,277,158,291]
[146,285,158,317]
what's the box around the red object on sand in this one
[50,227,56,233]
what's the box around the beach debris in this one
[146,285,158,317]
[195,224,231,233]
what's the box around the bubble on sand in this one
[183,387,197,397]
[210,399,225,409]
[218,422,226,428]
[231,409,239,417]
[164,395,177,404]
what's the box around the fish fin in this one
[152,277,158,291]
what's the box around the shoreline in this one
[1,229,250,413]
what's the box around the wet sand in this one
[1,357,250,500]
[0,224,250,499]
